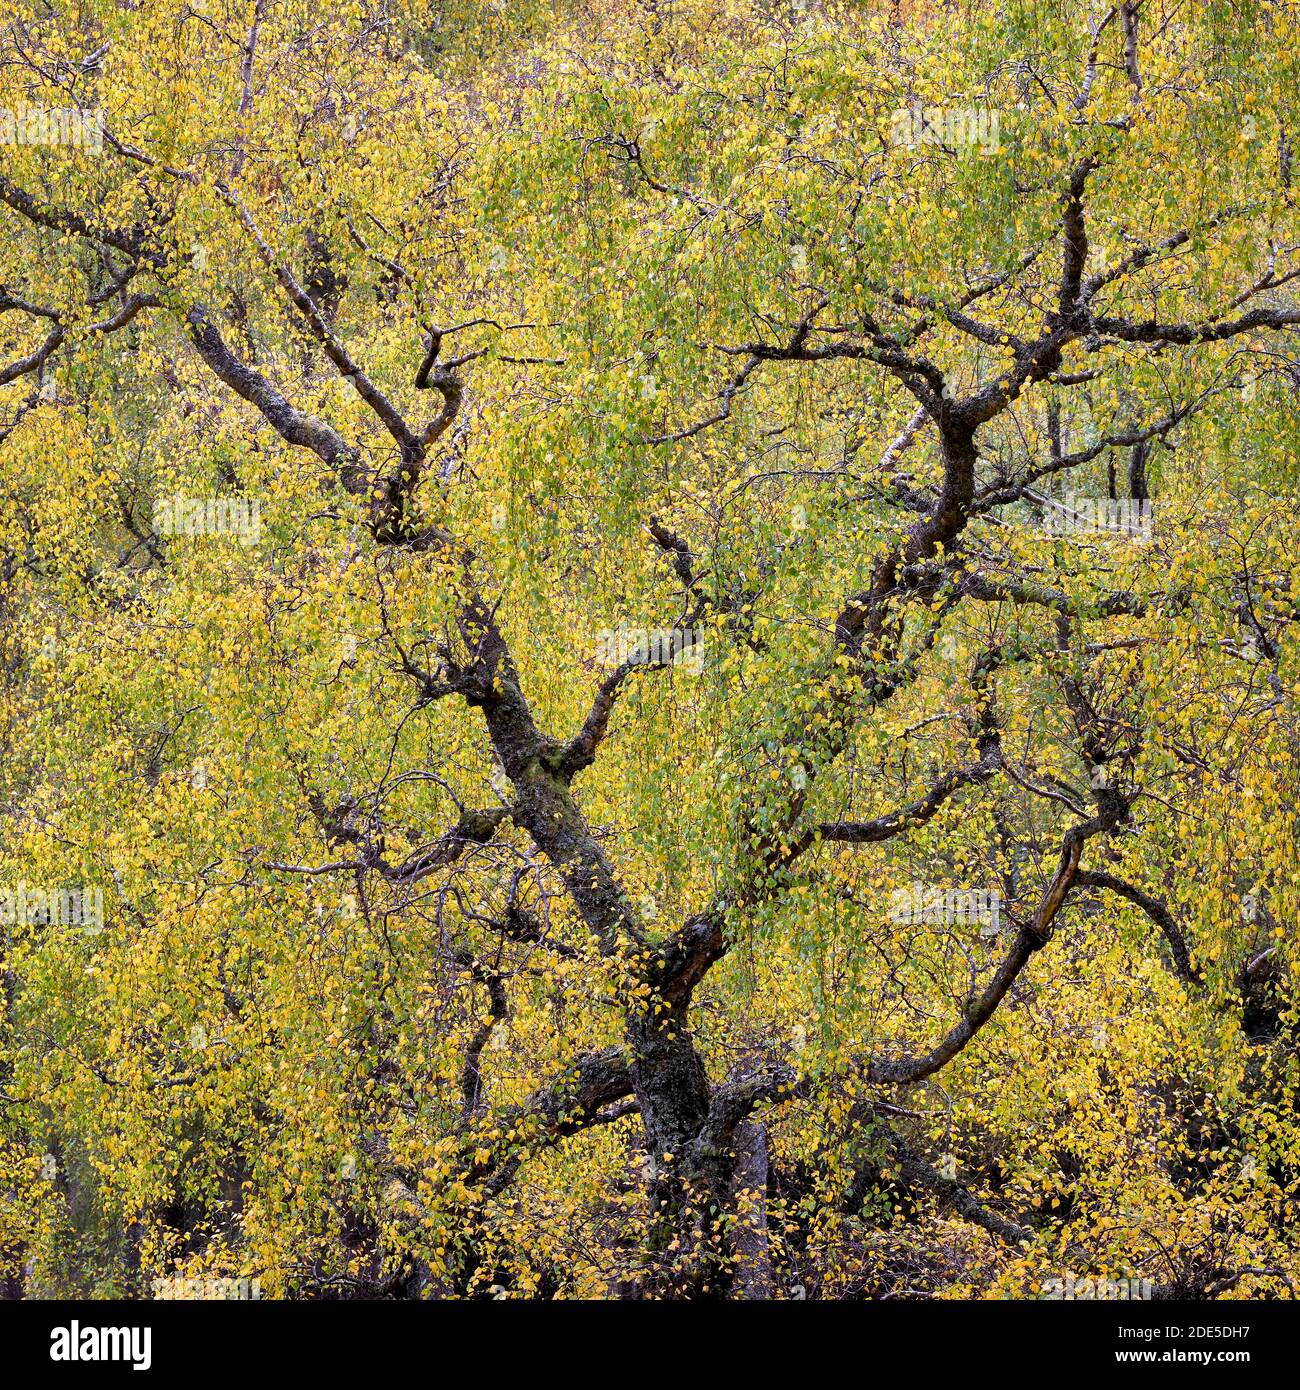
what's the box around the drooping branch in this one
[874,1112,1031,1245]
[475,1046,636,1194]
[0,322,64,387]
[1075,868,1199,984]
[387,807,510,884]
[814,745,1004,848]
[1,291,160,390]
[862,807,1119,1087]
[0,173,150,260]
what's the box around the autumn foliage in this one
[1,0,1299,1299]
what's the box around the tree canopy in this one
[1,0,1298,1300]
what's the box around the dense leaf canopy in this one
[1,0,1298,1299]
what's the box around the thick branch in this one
[185,306,363,480]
